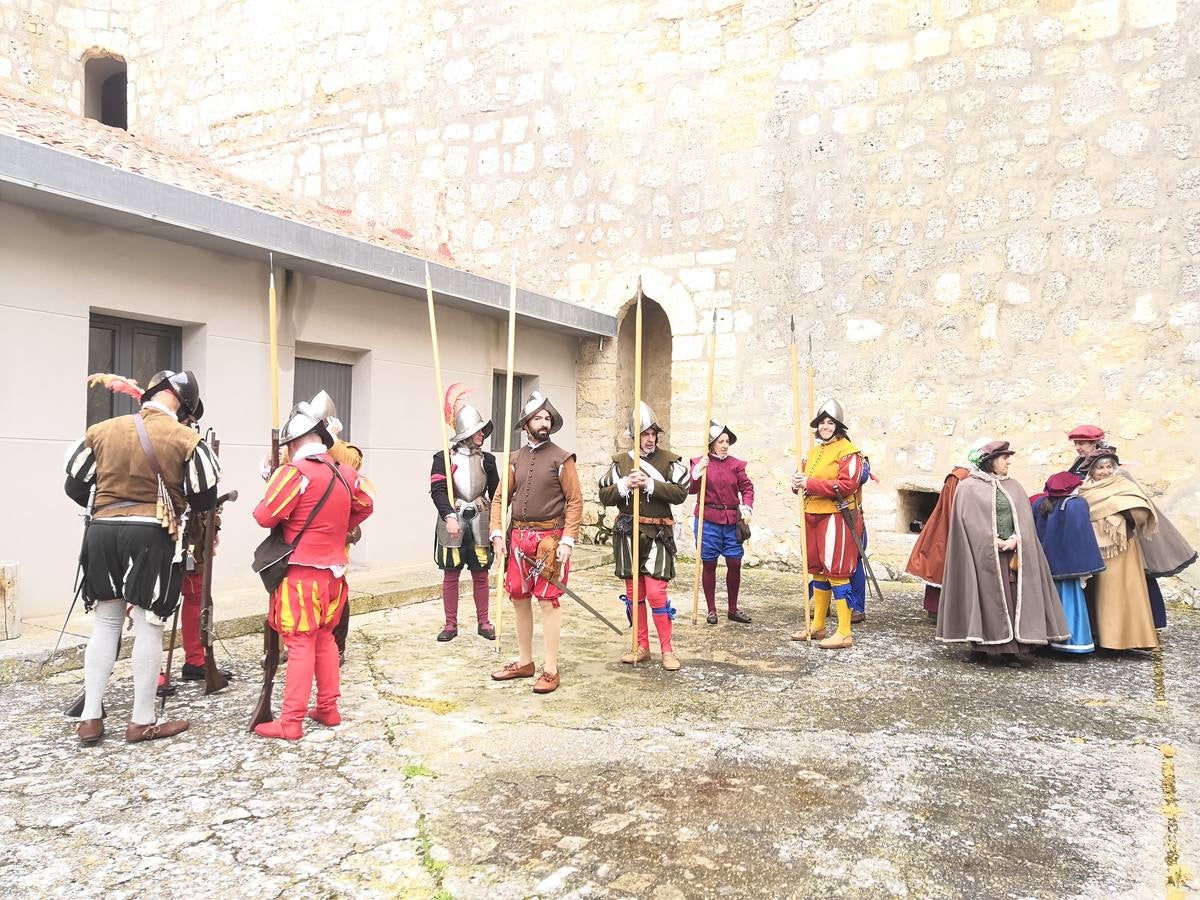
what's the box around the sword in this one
[514,548,624,635]
[834,488,884,604]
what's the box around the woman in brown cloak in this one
[937,441,1069,665]
[1077,448,1160,650]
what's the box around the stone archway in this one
[574,268,699,534]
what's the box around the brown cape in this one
[1120,472,1197,577]
[937,472,1069,646]
[905,467,970,586]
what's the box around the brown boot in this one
[491,660,536,681]
[620,646,651,665]
[77,719,104,745]
[532,670,560,694]
[125,719,189,743]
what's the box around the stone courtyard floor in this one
[2,564,1198,899]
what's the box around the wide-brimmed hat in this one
[1067,424,1105,442]
[450,404,494,444]
[1044,472,1083,497]
[516,391,563,434]
[708,420,737,446]
[624,402,664,440]
[976,440,1016,465]
[1082,446,1121,472]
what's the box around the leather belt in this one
[638,516,675,526]
[512,518,563,530]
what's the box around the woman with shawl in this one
[1031,472,1105,654]
[1077,448,1159,650]
[937,441,1069,665]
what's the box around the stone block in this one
[846,319,884,342]
[1065,1,1121,39]
[976,48,1032,81]
[1128,0,1176,28]
[795,260,824,293]
[1099,120,1149,157]
[1115,170,1158,208]
[1050,179,1101,220]
[1174,166,1200,199]
[873,40,910,71]
[1006,230,1050,275]
[913,29,950,62]
[1124,244,1162,287]
[958,14,997,49]
[1005,282,1031,305]
[822,43,870,80]
[1061,74,1117,125]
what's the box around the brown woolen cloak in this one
[937,472,1070,646]
[905,466,970,586]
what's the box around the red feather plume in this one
[88,373,144,401]
[443,383,472,425]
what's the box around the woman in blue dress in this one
[1031,472,1105,654]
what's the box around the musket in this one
[200,427,236,694]
[249,254,282,732]
[690,314,718,625]
[158,504,192,716]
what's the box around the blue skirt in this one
[1050,578,1095,654]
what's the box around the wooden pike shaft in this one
[630,287,644,660]
[790,324,812,641]
[494,257,518,655]
[425,260,456,509]
[690,316,718,625]
[268,255,279,430]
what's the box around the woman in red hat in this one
[1031,472,1105,654]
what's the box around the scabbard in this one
[833,491,884,603]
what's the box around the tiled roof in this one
[0,89,448,258]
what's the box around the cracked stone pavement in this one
[2,564,1198,899]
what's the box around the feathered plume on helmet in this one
[88,373,144,402]
[444,382,472,425]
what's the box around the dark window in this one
[83,56,127,130]
[294,358,353,440]
[86,314,182,426]
[491,372,526,453]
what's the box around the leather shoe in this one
[661,652,681,671]
[818,632,854,650]
[125,719,189,743]
[478,624,496,641]
[791,626,826,642]
[491,660,536,681]
[254,720,302,741]
[436,627,458,642]
[307,706,341,727]
[621,646,651,665]
[181,663,233,681]
[532,670,560,694]
[705,613,719,625]
[728,610,752,624]
[78,718,104,745]
[851,612,866,624]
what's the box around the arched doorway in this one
[616,295,672,448]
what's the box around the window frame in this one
[87,313,182,425]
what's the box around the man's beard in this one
[532,427,550,441]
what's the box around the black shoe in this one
[706,613,719,625]
[339,651,346,668]
[478,624,496,641]
[728,610,752,624]
[181,663,233,681]
[437,627,458,642]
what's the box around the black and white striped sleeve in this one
[184,440,221,510]
[63,438,95,507]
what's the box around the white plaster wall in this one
[0,200,578,618]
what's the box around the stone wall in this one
[3,0,1198,574]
